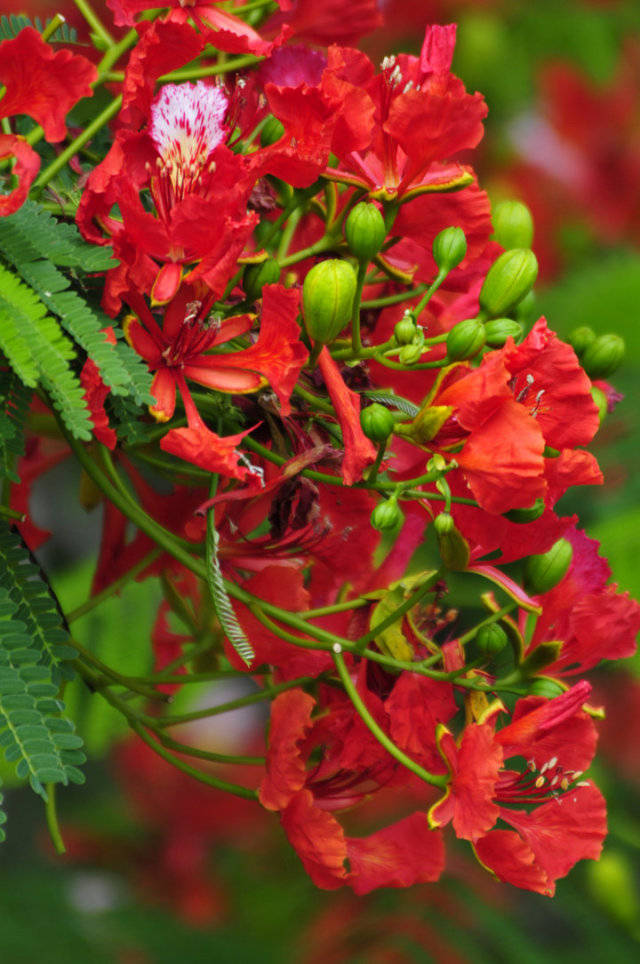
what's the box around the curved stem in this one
[45,783,66,855]
[332,648,446,788]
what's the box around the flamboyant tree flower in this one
[0,27,96,215]
[428,681,607,895]
[260,688,445,893]
[124,281,308,477]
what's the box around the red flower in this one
[0,27,96,215]
[260,688,445,893]
[428,681,606,895]
[317,349,377,485]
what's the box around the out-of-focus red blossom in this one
[79,327,118,450]
[524,526,640,675]
[0,27,96,215]
[9,433,69,550]
[501,42,640,275]
[260,688,446,893]
[429,681,606,895]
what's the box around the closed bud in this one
[523,538,573,595]
[434,512,470,570]
[527,677,564,698]
[477,623,508,656]
[371,497,403,531]
[568,325,596,357]
[243,258,281,302]
[581,333,625,380]
[260,115,285,146]
[446,317,486,361]
[591,384,608,422]
[345,202,386,262]
[492,199,534,250]
[360,403,395,443]
[394,313,418,345]
[398,342,425,365]
[483,317,522,347]
[503,497,545,523]
[433,226,467,272]
[302,259,357,345]
[479,248,539,318]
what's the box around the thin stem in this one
[33,96,122,189]
[298,597,371,620]
[332,648,446,788]
[45,783,66,855]
[66,548,162,624]
[153,675,319,729]
[361,285,428,310]
[458,604,516,646]
[149,729,264,767]
[73,0,114,48]
[350,260,368,354]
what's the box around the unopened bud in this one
[302,259,357,345]
[483,317,522,348]
[492,200,534,250]
[398,342,425,365]
[527,677,564,698]
[371,497,403,531]
[360,403,395,444]
[477,623,508,656]
[394,313,418,345]
[260,115,285,146]
[523,538,573,595]
[581,333,625,380]
[568,325,596,357]
[479,249,538,318]
[243,258,281,302]
[446,317,486,361]
[345,202,386,262]
[434,512,470,570]
[591,384,608,422]
[433,226,467,272]
[503,497,545,523]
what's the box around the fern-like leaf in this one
[0,525,78,684]
[206,522,254,667]
[0,14,78,43]
[0,586,85,804]
[0,201,114,271]
[0,264,93,440]
[0,371,31,484]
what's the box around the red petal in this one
[0,135,40,216]
[346,812,445,894]
[317,348,376,485]
[259,689,316,811]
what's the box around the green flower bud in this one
[527,677,564,698]
[371,497,403,531]
[243,258,281,302]
[394,314,418,346]
[260,115,285,146]
[398,342,425,365]
[479,249,539,318]
[523,538,573,596]
[503,497,545,523]
[345,202,386,262]
[476,623,509,656]
[483,317,522,348]
[446,317,486,361]
[567,325,596,357]
[581,333,625,380]
[434,512,470,571]
[360,403,395,444]
[433,226,467,272]
[591,384,608,422]
[302,259,358,345]
[492,199,534,250]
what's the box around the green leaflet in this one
[0,264,93,440]
[0,14,78,43]
[0,203,153,408]
[0,372,31,485]
[0,526,86,817]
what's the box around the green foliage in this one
[0,526,86,815]
[0,14,78,43]
[0,371,31,484]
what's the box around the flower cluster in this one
[2,2,638,902]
